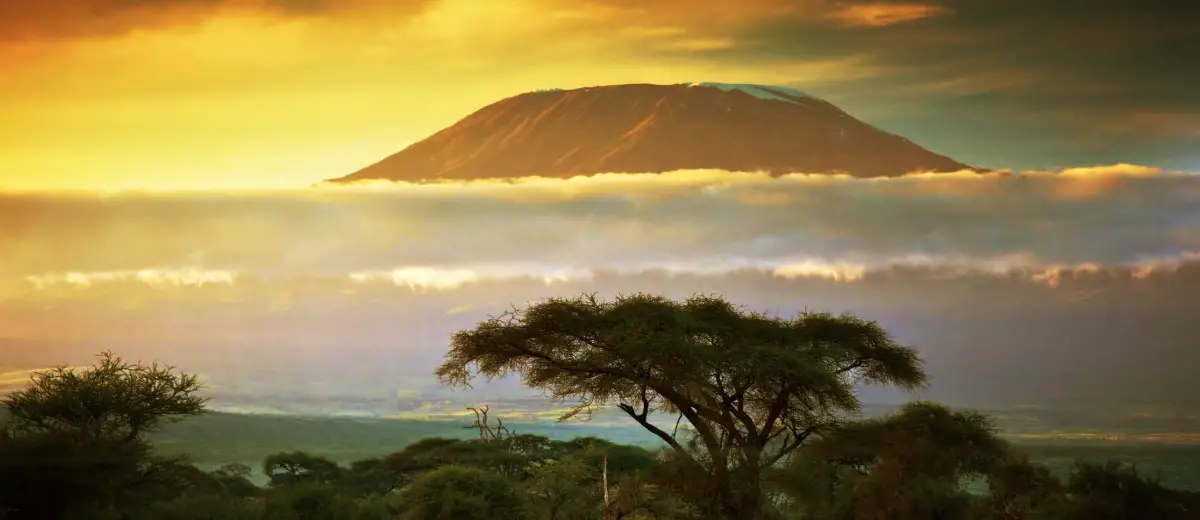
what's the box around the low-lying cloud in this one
[3,165,1197,295]
[5,165,1200,409]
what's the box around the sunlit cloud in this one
[24,268,238,289]
[348,265,594,291]
[825,2,950,27]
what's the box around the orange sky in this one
[1,0,894,190]
[2,0,1195,189]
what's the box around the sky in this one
[2,1,1200,412]
[1,0,1198,189]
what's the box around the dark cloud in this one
[650,0,1200,170]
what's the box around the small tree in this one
[2,351,206,443]
[982,456,1067,520]
[786,402,1011,520]
[1062,461,1195,520]
[437,293,926,519]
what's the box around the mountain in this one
[330,83,974,183]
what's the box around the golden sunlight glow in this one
[16,258,1194,297]
[0,0,880,190]
[772,261,866,282]
[24,269,239,289]
[825,2,949,27]
[0,367,92,393]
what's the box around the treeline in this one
[2,293,1198,520]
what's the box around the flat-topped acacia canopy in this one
[436,293,926,520]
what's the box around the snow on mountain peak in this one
[686,82,812,104]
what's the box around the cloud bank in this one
[3,165,1197,293]
[4,165,1200,409]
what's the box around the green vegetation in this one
[2,293,1198,519]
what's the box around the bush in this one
[396,466,528,520]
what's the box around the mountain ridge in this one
[330,82,976,183]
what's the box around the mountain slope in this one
[330,83,974,183]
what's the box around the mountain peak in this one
[331,82,973,183]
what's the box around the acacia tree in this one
[262,451,344,487]
[436,293,926,520]
[2,351,206,443]
[0,351,207,518]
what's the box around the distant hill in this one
[329,82,975,183]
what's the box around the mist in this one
[2,165,1198,411]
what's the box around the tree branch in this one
[761,425,820,469]
[759,382,793,442]
[616,403,686,455]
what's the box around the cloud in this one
[571,0,817,26]
[649,0,1199,170]
[4,166,1199,410]
[572,0,951,29]
[24,269,238,289]
[825,2,950,27]
[2,165,1198,296]
[0,366,91,394]
[0,0,428,42]
[1060,109,1200,139]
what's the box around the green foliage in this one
[339,456,405,497]
[258,482,395,520]
[1060,461,1196,520]
[2,351,206,443]
[781,402,1012,520]
[437,293,927,519]
[522,440,695,520]
[607,473,700,520]
[213,463,263,498]
[801,402,1011,481]
[979,456,1068,520]
[396,465,528,520]
[143,494,265,520]
[524,453,599,520]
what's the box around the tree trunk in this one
[603,455,612,520]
